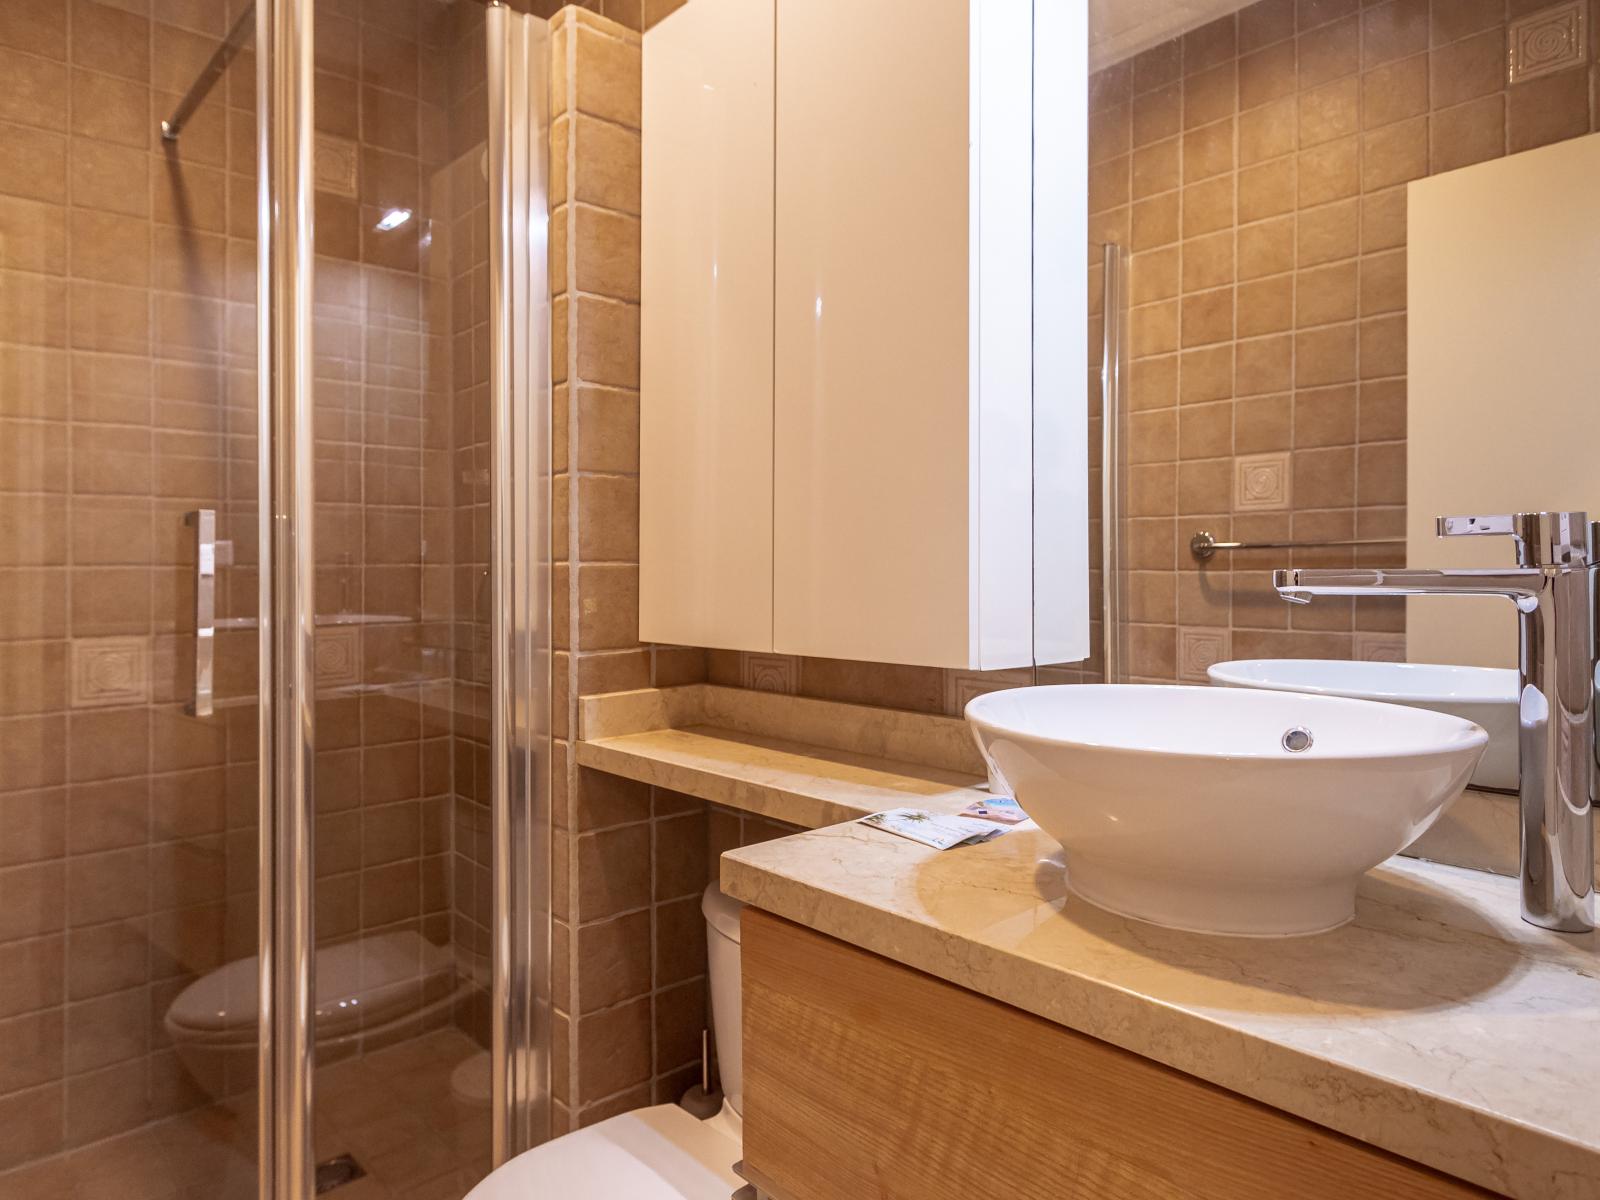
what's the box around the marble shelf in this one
[575,684,988,830]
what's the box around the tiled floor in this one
[0,1030,490,1200]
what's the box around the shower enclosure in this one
[0,1,550,1197]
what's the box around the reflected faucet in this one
[1273,512,1597,933]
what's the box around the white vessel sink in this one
[965,685,1486,937]
[1207,659,1518,791]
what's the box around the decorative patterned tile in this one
[942,668,1034,716]
[316,625,362,688]
[314,134,358,198]
[1354,632,1407,663]
[1234,451,1290,512]
[742,653,799,694]
[71,637,150,708]
[1508,2,1588,83]
[1178,627,1231,683]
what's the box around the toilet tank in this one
[701,883,745,1116]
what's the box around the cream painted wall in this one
[1407,132,1600,668]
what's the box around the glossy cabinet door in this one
[771,0,1070,670]
[639,0,776,652]
[771,0,1023,669]
[1033,0,1093,671]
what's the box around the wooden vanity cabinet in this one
[739,910,1499,1200]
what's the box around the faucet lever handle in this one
[1436,512,1593,567]
[1436,515,1530,566]
[1436,514,1517,538]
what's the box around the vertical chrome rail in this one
[257,0,316,1196]
[486,10,513,1165]
[487,2,553,1167]
[1099,244,1125,683]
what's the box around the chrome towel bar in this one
[1190,530,1405,561]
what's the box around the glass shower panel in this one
[0,1,261,1196]
[306,2,493,1196]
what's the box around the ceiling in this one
[1089,0,1259,72]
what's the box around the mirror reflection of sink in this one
[1207,659,1518,791]
[964,685,1487,937]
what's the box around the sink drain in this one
[315,1154,367,1195]
[1281,726,1314,753]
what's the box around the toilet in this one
[164,930,458,1099]
[467,883,745,1200]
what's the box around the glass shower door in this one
[0,3,547,1197]
[0,1,262,1196]
[299,2,549,1196]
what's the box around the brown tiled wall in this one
[309,0,464,993]
[702,651,1093,716]
[547,6,716,1135]
[1089,0,1600,681]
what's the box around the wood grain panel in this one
[742,909,1499,1200]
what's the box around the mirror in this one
[1042,0,1600,691]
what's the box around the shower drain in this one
[315,1154,368,1195]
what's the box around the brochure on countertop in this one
[858,807,1017,851]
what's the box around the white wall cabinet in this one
[642,0,1087,670]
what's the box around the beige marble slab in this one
[723,823,1600,1199]
[576,685,989,828]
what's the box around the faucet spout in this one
[1272,514,1597,934]
[1272,566,1543,604]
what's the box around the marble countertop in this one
[723,822,1600,1199]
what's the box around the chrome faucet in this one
[1273,512,1597,933]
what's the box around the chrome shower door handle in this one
[186,508,216,717]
